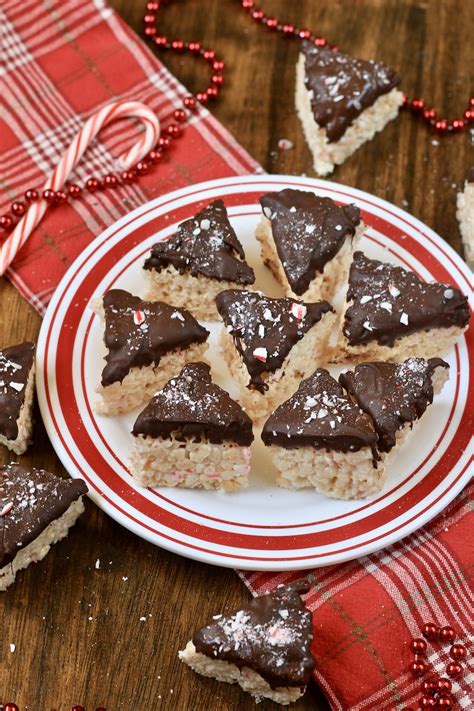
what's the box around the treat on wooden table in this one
[339,357,449,454]
[261,368,380,499]
[456,166,474,267]
[130,362,253,491]
[0,342,35,455]
[333,252,470,363]
[143,199,255,320]
[0,464,88,591]
[256,188,364,302]
[215,289,335,420]
[295,41,404,176]
[179,578,316,706]
[93,289,209,416]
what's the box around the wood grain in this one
[0,1,471,709]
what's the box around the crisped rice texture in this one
[179,641,304,706]
[256,216,365,303]
[0,361,35,455]
[144,265,252,321]
[95,342,208,416]
[271,444,383,499]
[219,309,336,421]
[456,182,474,267]
[0,498,85,591]
[295,53,404,177]
[130,432,251,492]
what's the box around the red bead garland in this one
[0,0,225,233]
[237,0,473,136]
[407,622,468,709]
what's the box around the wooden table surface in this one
[1,1,471,709]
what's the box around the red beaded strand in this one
[408,622,468,708]
[0,0,225,233]
[237,0,473,136]
[2,0,472,235]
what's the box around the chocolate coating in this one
[0,464,87,568]
[193,578,315,689]
[0,342,35,441]
[144,199,255,284]
[339,358,448,452]
[215,290,333,392]
[260,189,361,295]
[133,362,253,446]
[301,41,400,142]
[262,368,377,458]
[343,252,470,347]
[100,290,209,386]
[466,166,474,184]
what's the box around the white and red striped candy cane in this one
[0,100,160,276]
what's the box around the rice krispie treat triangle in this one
[257,188,364,302]
[339,357,449,453]
[334,252,470,362]
[262,368,380,499]
[296,41,403,176]
[144,199,255,320]
[0,464,88,591]
[456,166,474,267]
[94,289,209,415]
[0,342,35,455]
[216,289,335,420]
[130,362,253,491]
[179,578,316,706]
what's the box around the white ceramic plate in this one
[36,175,473,571]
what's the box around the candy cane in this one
[0,100,160,275]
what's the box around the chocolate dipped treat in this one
[94,289,209,415]
[456,167,474,267]
[143,200,255,320]
[257,188,364,301]
[0,342,35,455]
[295,41,404,176]
[0,464,87,590]
[130,363,253,491]
[262,368,381,499]
[216,289,335,420]
[339,358,449,453]
[335,252,470,363]
[179,578,316,705]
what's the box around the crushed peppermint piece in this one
[363,320,373,331]
[9,381,24,392]
[400,312,409,325]
[317,408,328,419]
[133,310,146,326]
[95,558,101,570]
[253,347,268,362]
[360,295,372,304]
[379,302,392,312]
[291,303,307,320]
[444,289,454,299]
[305,224,316,234]
[388,283,400,298]
[0,502,14,516]
[200,219,211,231]
[9,644,16,653]
[170,311,185,321]
[258,324,265,338]
[278,138,294,151]
[192,227,201,236]
[263,206,273,219]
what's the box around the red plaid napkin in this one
[1,2,472,710]
[0,0,260,314]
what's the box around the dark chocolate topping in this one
[0,342,35,441]
[215,290,333,392]
[0,464,87,568]
[466,166,474,184]
[301,41,400,142]
[262,368,377,457]
[343,252,470,347]
[339,358,448,452]
[133,362,254,446]
[144,199,255,285]
[192,578,315,688]
[100,290,209,387]
[260,189,361,295]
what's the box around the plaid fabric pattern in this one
[1,2,472,709]
[240,482,474,710]
[0,0,261,314]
